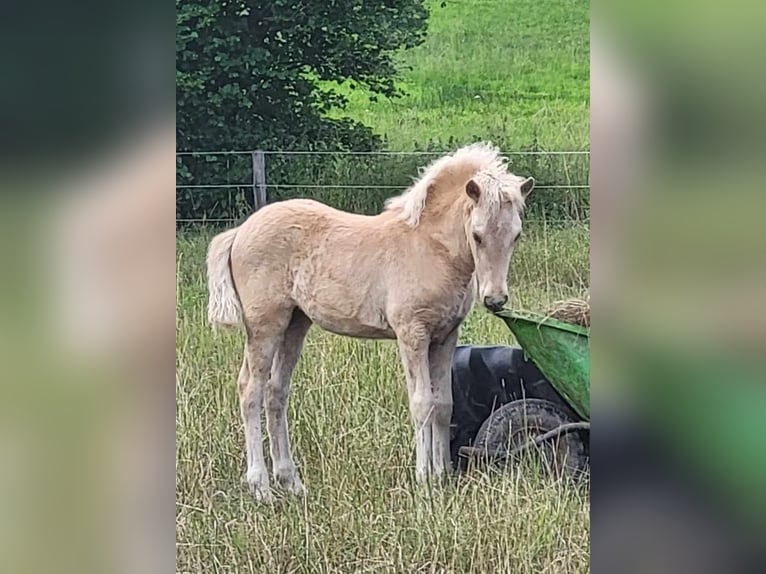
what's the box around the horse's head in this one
[466,174,534,312]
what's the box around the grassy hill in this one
[329,0,589,150]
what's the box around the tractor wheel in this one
[473,398,589,479]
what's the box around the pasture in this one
[176,223,589,573]
[329,0,590,151]
[176,0,589,570]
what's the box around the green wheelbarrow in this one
[458,310,590,477]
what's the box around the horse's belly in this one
[315,317,395,339]
[296,289,395,339]
[305,308,395,339]
[292,258,394,338]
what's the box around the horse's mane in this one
[384,142,526,227]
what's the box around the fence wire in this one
[176,149,590,225]
[176,150,590,156]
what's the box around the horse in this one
[206,142,534,502]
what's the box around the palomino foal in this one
[206,143,534,502]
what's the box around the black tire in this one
[473,398,589,479]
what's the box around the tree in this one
[176,0,429,153]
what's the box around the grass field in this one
[328,0,589,151]
[177,0,589,570]
[176,224,589,573]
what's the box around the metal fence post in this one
[252,150,267,210]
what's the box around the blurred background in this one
[592,2,766,572]
[0,1,174,574]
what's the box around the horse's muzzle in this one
[483,295,508,312]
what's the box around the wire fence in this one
[176,150,591,156]
[176,149,590,225]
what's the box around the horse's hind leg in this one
[239,309,292,503]
[265,309,311,496]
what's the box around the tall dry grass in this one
[176,224,589,573]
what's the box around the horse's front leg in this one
[397,334,433,482]
[429,328,459,477]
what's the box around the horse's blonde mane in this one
[384,142,526,226]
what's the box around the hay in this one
[545,296,590,327]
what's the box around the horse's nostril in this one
[483,295,507,311]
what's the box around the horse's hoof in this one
[285,479,306,497]
[252,486,274,504]
[414,467,451,488]
[245,469,273,503]
[276,470,306,497]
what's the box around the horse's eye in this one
[472,232,482,245]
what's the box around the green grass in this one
[176,226,589,573]
[327,0,590,150]
[178,1,589,569]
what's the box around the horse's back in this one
[233,199,326,249]
[246,198,358,225]
[235,198,399,252]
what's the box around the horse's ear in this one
[520,177,535,198]
[466,179,481,203]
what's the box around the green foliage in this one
[176,0,428,151]
[177,0,430,220]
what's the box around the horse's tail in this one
[206,227,243,328]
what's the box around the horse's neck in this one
[417,198,475,279]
